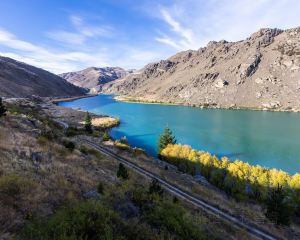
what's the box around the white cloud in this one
[155,36,181,50]
[70,15,83,26]
[70,15,113,38]
[155,0,300,50]
[0,28,110,73]
[46,31,86,45]
[0,27,162,74]
[47,15,113,46]
[160,9,194,45]
[157,8,196,50]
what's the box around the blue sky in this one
[0,0,299,73]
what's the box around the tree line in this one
[158,127,298,225]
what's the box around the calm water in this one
[59,94,300,174]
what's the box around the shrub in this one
[148,179,164,196]
[133,147,146,155]
[84,112,92,133]
[120,136,128,145]
[0,97,7,117]
[0,175,32,197]
[40,130,56,141]
[102,131,110,142]
[37,135,49,145]
[265,185,291,225]
[65,127,79,137]
[86,148,103,159]
[97,182,104,194]
[19,182,212,240]
[117,163,129,180]
[63,140,75,151]
[79,145,88,155]
[114,140,130,150]
[19,200,126,240]
[145,201,205,240]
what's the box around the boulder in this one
[215,78,229,88]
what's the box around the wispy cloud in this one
[156,8,196,50]
[0,26,162,73]
[46,15,114,45]
[160,9,194,45]
[46,31,86,45]
[155,36,181,50]
[0,28,110,73]
[155,0,300,50]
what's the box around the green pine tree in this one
[265,184,291,225]
[84,112,92,133]
[157,127,177,153]
[0,97,7,117]
[102,131,110,142]
[117,163,129,180]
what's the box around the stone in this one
[83,190,101,200]
[239,53,262,78]
[31,152,43,162]
[262,101,281,109]
[282,60,293,67]
[255,77,263,84]
[215,78,229,88]
[256,92,262,99]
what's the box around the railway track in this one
[81,139,278,240]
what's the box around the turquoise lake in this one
[58,94,300,174]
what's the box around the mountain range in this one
[59,67,131,93]
[101,27,300,111]
[1,27,300,112]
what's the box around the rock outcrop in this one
[0,56,85,98]
[101,27,300,111]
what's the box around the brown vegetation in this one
[0,99,255,239]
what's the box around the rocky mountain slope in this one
[0,56,85,98]
[102,27,300,111]
[60,67,130,93]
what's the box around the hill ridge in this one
[101,27,300,111]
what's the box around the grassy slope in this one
[0,99,249,240]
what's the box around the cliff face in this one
[60,67,130,93]
[102,27,300,111]
[0,56,85,98]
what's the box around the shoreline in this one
[50,94,97,104]
[113,95,300,113]
[54,93,300,113]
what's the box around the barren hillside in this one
[0,56,85,98]
[102,27,300,111]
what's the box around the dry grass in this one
[0,108,123,238]
[0,108,246,239]
[79,116,120,129]
[91,116,120,128]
